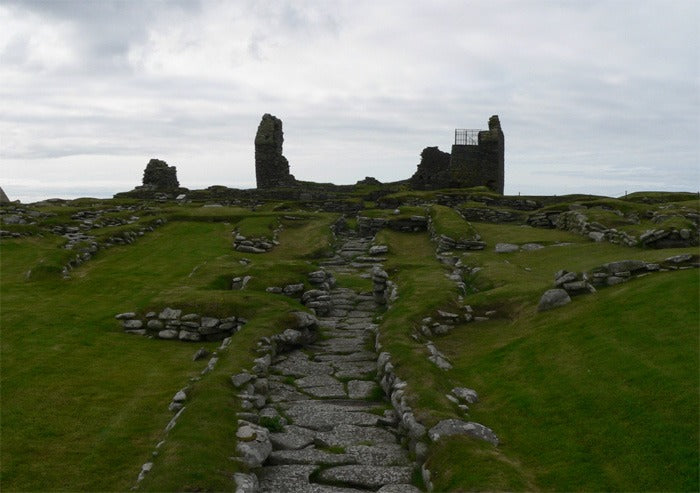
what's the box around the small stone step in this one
[268,446,354,466]
[314,424,398,448]
[269,425,316,450]
[316,465,413,490]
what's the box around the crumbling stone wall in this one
[142,159,179,190]
[255,114,296,189]
[410,115,505,194]
[409,147,451,190]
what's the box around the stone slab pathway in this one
[256,233,419,492]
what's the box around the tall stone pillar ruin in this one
[255,114,295,189]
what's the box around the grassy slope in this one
[376,222,699,491]
[433,269,699,492]
[1,211,336,491]
[140,214,337,492]
[2,198,697,491]
[1,222,230,491]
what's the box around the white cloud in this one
[0,0,698,202]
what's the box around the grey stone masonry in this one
[117,308,244,342]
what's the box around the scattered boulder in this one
[122,319,143,330]
[452,387,479,404]
[537,289,571,311]
[428,419,499,446]
[495,243,519,253]
[283,283,305,296]
[192,348,210,361]
[233,472,259,493]
[159,307,182,320]
[235,421,272,468]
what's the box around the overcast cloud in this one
[1,0,698,202]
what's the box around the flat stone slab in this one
[268,382,311,403]
[346,443,411,466]
[257,465,318,493]
[275,358,334,377]
[314,339,366,354]
[303,384,347,399]
[315,351,376,363]
[428,418,499,446]
[320,331,370,341]
[376,485,422,493]
[495,242,519,253]
[311,485,370,493]
[315,424,398,448]
[269,425,316,450]
[347,380,378,399]
[338,321,377,330]
[295,375,342,388]
[346,310,375,319]
[268,446,354,466]
[332,360,376,379]
[317,465,413,490]
[286,408,380,430]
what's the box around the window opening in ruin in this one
[455,129,480,146]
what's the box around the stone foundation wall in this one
[116,307,245,342]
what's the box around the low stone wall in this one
[357,214,428,236]
[459,207,524,223]
[228,312,320,473]
[62,218,166,279]
[233,225,282,254]
[538,254,699,311]
[427,215,485,253]
[528,209,699,249]
[116,307,245,342]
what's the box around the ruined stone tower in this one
[255,114,295,189]
[449,115,504,194]
[142,158,179,190]
[410,115,504,194]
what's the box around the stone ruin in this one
[409,147,451,190]
[411,115,504,193]
[0,186,10,204]
[255,114,296,189]
[142,158,179,190]
[250,113,504,194]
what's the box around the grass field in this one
[374,222,699,491]
[0,209,336,491]
[1,196,698,492]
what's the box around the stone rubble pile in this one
[233,220,285,254]
[233,233,278,254]
[417,308,474,338]
[116,307,245,342]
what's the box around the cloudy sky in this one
[1,0,698,202]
